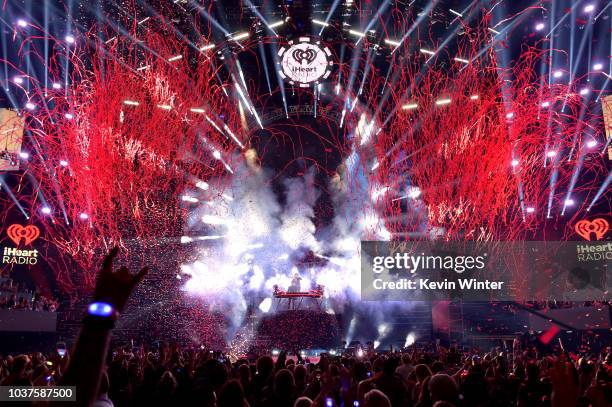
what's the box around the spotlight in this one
[41,206,52,215]
[52,83,61,89]
[565,199,575,206]
[65,35,75,44]
[535,22,545,31]
[584,4,595,13]
[593,63,603,71]
[546,150,557,158]
[17,19,27,27]
[25,102,36,110]
[19,151,29,159]
[586,140,597,148]
[506,112,514,119]
[511,159,519,167]
[526,207,535,213]
[541,101,550,108]
[579,88,590,95]
[13,76,24,84]
[553,70,563,78]
[212,150,221,159]
[79,213,89,220]
[59,160,68,167]
[64,113,74,119]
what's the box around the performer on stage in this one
[288,271,302,293]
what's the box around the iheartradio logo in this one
[574,218,609,241]
[6,224,40,246]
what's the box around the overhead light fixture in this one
[454,57,469,64]
[199,44,215,51]
[231,32,249,41]
[17,19,27,27]
[535,22,545,31]
[470,95,479,100]
[420,48,436,55]
[312,19,330,27]
[168,55,183,62]
[435,98,451,105]
[157,104,172,110]
[349,29,366,38]
[593,63,603,71]
[402,103,418,110]
[190,108,205,113]
[123,100,139,106]
[384,39,401,47]
[65,35,75,44]
[584,4,595,13]
[268,21,284,29]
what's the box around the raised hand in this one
[93,247,148,312]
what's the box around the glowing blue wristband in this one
[88,302,115,317]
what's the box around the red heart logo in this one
[574,218,609,241]
[6,224,40,246]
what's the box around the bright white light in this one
[51,82,61,89]
[454,57,469,64]
[195,181,209,190]
[13,76,24,84]
[420,48,436,55]
[41,207,52,215]
[212,150,221,159]
[268,20,284,29]
[258,298,272,313]
[546,150,557,158]
[506,112,514,119]
[123,100,139,106]
[231,32,249,41]
[157,104,172,110]
[384,38,401,47]
[190,107,205,113]
[349,29,366,38]
[17,19,27,27]
[526,207,535,213]
[553,70,563,78]
[79,213,89,220]
[586,139,597,148]
[449,9,463,17]
[136,65,150,71]
[579,88,590,95]
[584,4,595,13]
[565,199,575,206]
[201,215,226,225]
[25,102,36,110]
[65,35,75,44]
[59,160,69,167]
[19,152,29,159]
[541,101,550,107]
[488,27,501,35]
[181,195,198,203]
[371,186,390,200]
[312,19,330,27]
[357,349,364,358]
[408,186,422,199]
[435,98,451,105]
[535,22,545,31]
[199,44,215,51]
[404,333,416,347]
[470,95,479,100]
[180,236,193,244]
[402,103,418,110]
[511,159,519,167]
[168,54,183,62]
[64,113,74,119]
[593,63,603,71]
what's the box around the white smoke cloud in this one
[180,148,393,341]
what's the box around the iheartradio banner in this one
[1,224,41,266]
